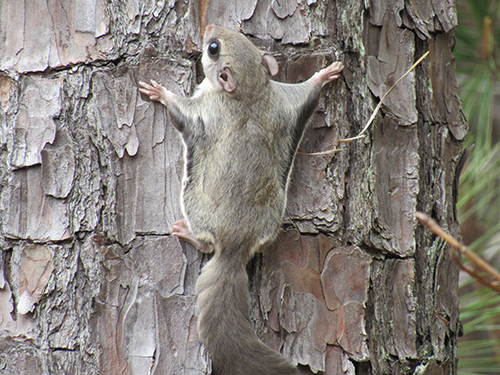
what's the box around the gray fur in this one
[139,24,343,375]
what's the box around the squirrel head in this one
[201,24,278,94]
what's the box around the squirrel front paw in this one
[139,80,173,106]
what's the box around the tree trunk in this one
[0,1,464,374]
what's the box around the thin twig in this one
[450,251,500,294]
[296,148,343,156]
[434,310,451,324]
[299,51,430,156]
[415,211,500,294]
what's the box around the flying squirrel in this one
[139,24,343,375]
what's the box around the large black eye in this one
[208,40,220,58]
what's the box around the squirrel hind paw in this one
[173,220,215,253]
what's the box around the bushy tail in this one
[196,250,298,375]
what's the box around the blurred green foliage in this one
[455,0,500,373]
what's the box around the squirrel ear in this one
[262,54,279,76]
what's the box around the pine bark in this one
[0,1,464,374]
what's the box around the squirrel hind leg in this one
[173,219,215,253]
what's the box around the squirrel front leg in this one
[138,80,175,107]
[310,61,344,87]
[139,80,196,134]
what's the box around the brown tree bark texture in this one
[0,1,465,374]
